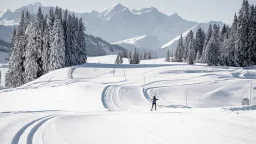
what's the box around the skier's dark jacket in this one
[152,96,158,104]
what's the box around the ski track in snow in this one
[10,115,58,144]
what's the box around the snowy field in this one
[1,55,256,144]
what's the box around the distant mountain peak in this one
[99,3,130,19]
[0,9,10,17]
[15,2,42,13]
[24,2,43,9]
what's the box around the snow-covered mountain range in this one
[0,2,224,56]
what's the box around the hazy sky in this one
[1,0,256,24]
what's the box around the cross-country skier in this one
[151,95,159,111]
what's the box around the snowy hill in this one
[0,55,256,143]
[161,21,224,50]
[112,35,161,52]
[86,35,126,56]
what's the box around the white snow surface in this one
[112,35,147,45]
[161,24,198,49]
[1,55,256,144]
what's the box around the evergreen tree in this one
[184,30,195,62]
[248,4,256,65]
[227,14,239,66]
[195,51,201,63]
[188,45,195,65]
[144,52,147,59]
[48,8,65,71]
[202,24,213,63]
[128,51,132,59]
[183,31,194,62]
[140,53,143,60]
[205,24,220,66]
[130,48,140,64]
[235,0,250,67]
[70,14,79,65]
[42,14,51,73]
[220,24,227,43]
[6,28,17,87]
[77,18,87,64]
[24,23,39,83]
[24,11,30,32]
[35,7,44,77]
[194,27,205,57]
[13,11,26,86]
[175,35,184,62]
[165,49,171,62]
[65,14,73,66]
[115,54,120,64]
[119,53,123,64]
[148,52,152,59]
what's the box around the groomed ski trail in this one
[103,85,151,111]
[11,115,58,144]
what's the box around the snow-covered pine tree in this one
[201,24,213,63]
[119,53,123,64]
[63,9,68,54]
[195,51,201,63]
[183,31,194,62]
[130,48,140,64]
[140,53,143,60]
[175,35,184,62]
[48,7,65,71]
[65,14,73,66]
[42,14,51,73]
[165,49,170,62]
[205,24,221,66]
[248,4,256,65]
[220,24,227,43]
[6,28,17,87]
[188,45,195,65]
[235,0,250,67]
[184,30,195,63]
[226,14,239,66]
[219,24,229,66]
[34,7,44,77]
[194,27,205,59]
[144,52,147,60]
[70,14,79,65]
[24,11,30,32]
[115,54,120,64]
[128,51,132,60]
[148,52,152,59]
[77,18,87,64]
[24,23,39,83]
[11,11,26,87]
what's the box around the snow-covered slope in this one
[161,21,224,50]
[0,55,256,111]
[1,55,256,144]
[112,35,162,53]
[113,35,147,45]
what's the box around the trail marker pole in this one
[186,89,188,108]
[144,77,145,86]
[250,83,252,105]
[124,67,126,80]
